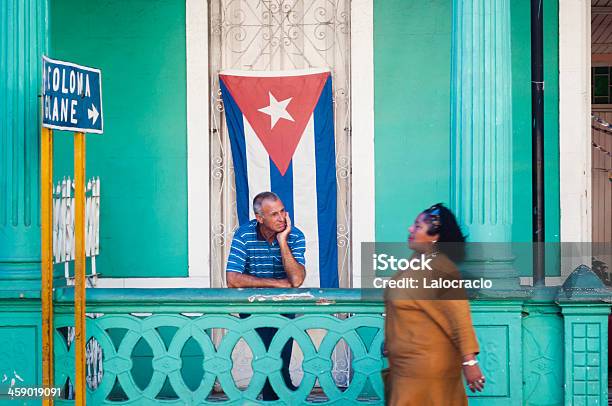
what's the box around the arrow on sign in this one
[88,105,99,125]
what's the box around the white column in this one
[186,0,210,286]
[559,0,592,276]
[351,0,375,288]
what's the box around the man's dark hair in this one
[253,191,280,215]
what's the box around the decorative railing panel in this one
[49,289,573,405]
[53,289,386,404]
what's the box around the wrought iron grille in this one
[208,0,352,289]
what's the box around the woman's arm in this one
[461,353,485,392]
[417,298,484,391]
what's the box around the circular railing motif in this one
[54,313,385,404]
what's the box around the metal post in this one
[74,132,86,405]
[41,127,54,405]
[531,0,545,286]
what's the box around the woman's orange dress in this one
[384,254,480,406]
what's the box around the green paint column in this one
[522,302,564,406]
[450,0,518,287]
[557,266,611,405]
[470,301,524,405]
[559,304,610,405]
[0,0,48,289]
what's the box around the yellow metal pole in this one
[74,132,86,405]
[41,127,54,406]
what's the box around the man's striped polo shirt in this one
[226,219,306,279]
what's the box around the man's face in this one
[256,198,287,233]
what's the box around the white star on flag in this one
[258,92,294,129]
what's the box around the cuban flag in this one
[219,69,338,288]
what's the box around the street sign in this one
[42,56,103,134]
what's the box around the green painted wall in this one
[374,0,453,241]
[374,0,560,249]
[49,0,188,277]
[511,0,560,244]
[0,311,43,406]
[510,0,561,276]
[46,0,561,277]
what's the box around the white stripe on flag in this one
[244,117,271,220]
[292,116,320,288]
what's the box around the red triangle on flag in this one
[220,71,330,176]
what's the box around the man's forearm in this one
[279,242,305,287]
[227,272,289,288]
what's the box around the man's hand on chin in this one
[277,212,292,244]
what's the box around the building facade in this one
[0,0,609,405]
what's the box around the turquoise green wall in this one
[374,0,560,248]
[511,0,561,275]
[511,0,560,244]
[46,0,562,277]
[49,0,188,277]
[0,305,43,406]
[374,0,453,240]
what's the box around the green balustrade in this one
[19,281,602,405]
[52,289,387,405]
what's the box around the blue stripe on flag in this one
[270,160,294,224]
[220,79,250,225]
[313,76,338,288]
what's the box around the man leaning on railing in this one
[225,191,306,400]
[226,191,306,288]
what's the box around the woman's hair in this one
[421,203,466,263]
